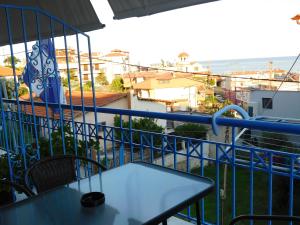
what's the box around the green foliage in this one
[110,77,124,92]
[175,123,207,140]
[0,79,15,99]
[18,86,28,97]
[69,69,77,81]
[204,97,235,117]
[114,116,163,148]
[1,79,29,99]
[3,56,21,68]
[38,124,100,158]
[83,81,92,91]
[257,132,300,216]
[62,77,69,87]
[0,153,27,192]
[207,78,215,86]
[95,72,108,86]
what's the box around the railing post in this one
[231,126,236,220]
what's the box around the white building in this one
[133,77,204,110]
[247,90,300,119]
[101,49,130,84]
[129,90,168,128]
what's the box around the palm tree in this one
[3,56,21,68]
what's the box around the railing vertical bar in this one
[186,139,190,173]
[140,131,144,161]
[250,149,254,225]
[200,142,205,224]
[150,134,154,163]
[267,152,273,225]
[63,25,78,157]
[129,116,133,162]
[5,8,27,168]
[0,85,14,182]
[49,17,66,156]
[112,128,116,167]
[103,127,108,168]
[87,36,100,163]
[186,139,191,219]
[35,11,53,157]
[120,114,124,165]
[289,157,294,225]
[173,136,177,170]
[231,127,236,219]
[216,144,220,225]
[75,32,88,176]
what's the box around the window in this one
[262,98,272,109]
[84,74,89,81]
[95,64,99,70]
[83,64,89,71]
[248,106,253,117]
[98,122,106,132]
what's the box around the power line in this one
[262,53,300,114]
[2,49,300,84]
[99,58,300,84]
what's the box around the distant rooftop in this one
[0,66,22,77]
[133,77,203,90]
[20,91,127,119]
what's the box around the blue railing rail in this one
[1,109,300,225]
[3,98,300,135]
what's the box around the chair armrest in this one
[229,215,300,225]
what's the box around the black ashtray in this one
[81,192,105,207]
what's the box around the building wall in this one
[75,97,128,127]
[74,97,128,151]
[249,90,300,119]
[152,87,198,108]
[102,56,129,84]
[130,92,167,128]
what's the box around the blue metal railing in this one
[0,4,299,225]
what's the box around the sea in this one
[199,56,300,74]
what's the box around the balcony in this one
[0,3,299,225]
[1,97,300,224]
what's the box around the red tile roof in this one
[133,78,203,90]
[0,66,22,77]
[20,91,127,119]
[104,49,129,58]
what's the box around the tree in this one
[114,116,164,149]
[83,81,92,91]
[69,69,77,81]
[18,86,28,97]
[175,123,207,140]
[110,77,124,92]
[207,78,215,86]
[61,78,69,87]
[3,56,21,68]
[95,72,108,86]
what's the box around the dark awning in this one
[107,0,219,20]
[0,0,105,46]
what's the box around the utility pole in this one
[268,61,273,89]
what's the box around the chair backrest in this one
[0,179,33,207]
[25,155,106,194]
[229,215,300,225]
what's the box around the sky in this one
[86,0,300,65]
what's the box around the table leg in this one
[195,201,201,225]
[162,220,168,225]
